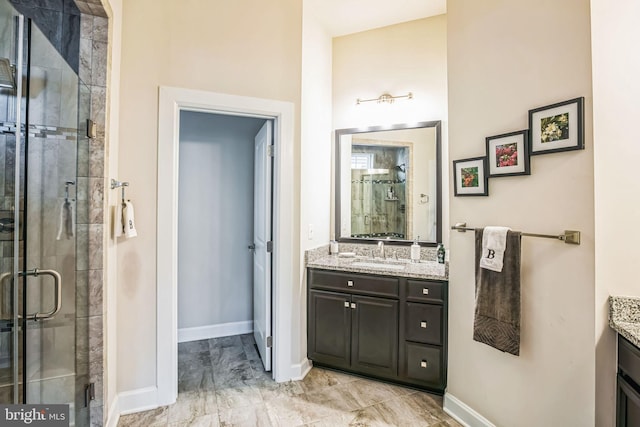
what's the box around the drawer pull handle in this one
[347,280,354,287]
[350,303,356,309]
[420,360,428,368]
[420,321,427,328]
[344,301,350,308]
[422,288,429,295]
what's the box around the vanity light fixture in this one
[356,92,413,105]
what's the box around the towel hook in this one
[64,180,75,202]
[110,179,130,203]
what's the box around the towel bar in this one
[451,223,580,245]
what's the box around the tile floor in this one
[117,334,461,427]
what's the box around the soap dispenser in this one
[411,236,420,263]
[437,243,445,264]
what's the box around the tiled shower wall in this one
[76,2,107,425]
[350,145,408,239]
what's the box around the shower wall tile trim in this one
[75,2,107,425]
[0,122,78,140]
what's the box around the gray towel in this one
[474,229,521,356]
[56,200,75,240]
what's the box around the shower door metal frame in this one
[10,12,24,404]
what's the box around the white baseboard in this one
[289,358,313,381]
[178,321,253,343]
[116,386,161,416]
[105,395,120,427]
[443,393,496,427]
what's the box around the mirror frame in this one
[335,120,442,246]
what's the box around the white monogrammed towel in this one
[479,226,511,272]
[123,201,138,238]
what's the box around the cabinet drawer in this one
[405,343,443,387]
[405,303,442,345]
[619,336,640,386]
[309,269,399,298]
[406,280,444,303]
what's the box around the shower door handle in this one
[19,268,62,321]
[0,272,12,320]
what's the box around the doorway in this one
[176,112,273,372]
[156,86,298,407]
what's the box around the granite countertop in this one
[306,255,448,280]
[609,296,640,347]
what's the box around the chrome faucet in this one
[378,241,385,259]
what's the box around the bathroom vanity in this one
[306,253,448,394]
[609,296,640,426]
[317,119,447,392]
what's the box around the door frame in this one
[157,87,296,405]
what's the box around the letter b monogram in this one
[486,249,495,259]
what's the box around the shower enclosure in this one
[350,144,409,239]
[0,0,89,425]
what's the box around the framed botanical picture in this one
[529,97,584,155]
[486,130,530,177]
[453,156,488,196]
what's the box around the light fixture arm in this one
[356,92,413,105]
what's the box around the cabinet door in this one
[617,374,640,427]
[351,295,398,377]
[308,290,351,369]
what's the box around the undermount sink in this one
[351,261,406,271]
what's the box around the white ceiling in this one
[305,0,447,37]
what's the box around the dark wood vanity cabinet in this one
[617,335,640,427]
[307,268,447,393]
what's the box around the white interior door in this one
[253,121,273,371]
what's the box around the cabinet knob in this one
[422,288,429,295]
[350,303,356,309]
[420,360,428,368]
[347,280,354,287]
[420,321,427,328]
[344,301,350,308]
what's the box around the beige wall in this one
[116,0,302,392]
[592,0,640,424]
[300,3,333,358]
[332,15,449,245]
[103,0,123,418]
[447,1,595,425]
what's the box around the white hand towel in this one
[123,201,138,238]
[56,200,75,240]
[479,226,511,272]
[113,201,124,238]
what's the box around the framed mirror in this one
[335,121,441,246]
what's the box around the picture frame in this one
[528,97,584,155]
[486,130,530,177]
[453,156,488,196]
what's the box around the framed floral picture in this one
[486,130,530,177]
[529,97,584,155]
[453,156,488,196]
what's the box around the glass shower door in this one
[0,1,87,425]
[0,0,25,405]
[23,16,80,420]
